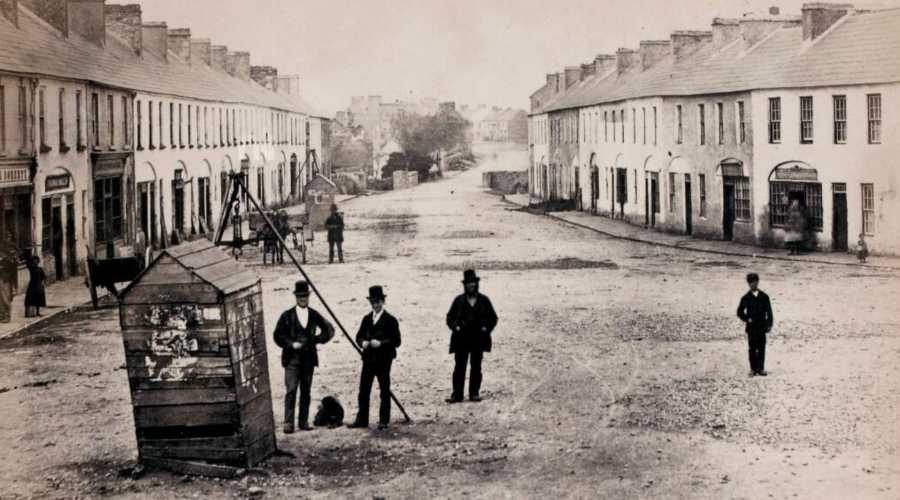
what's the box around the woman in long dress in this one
[24,256,47,317]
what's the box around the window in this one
[58,89,66,150]
[90,93,99,147]
[699,174,707,217]
[867,94,881,144]
[148,100,154,149]
[107,94,114,146]
[833,95,846,144]
[18,83,26,150]
[178,103,183,147]
[204,107,209,146]
[169,102,174,147]
[642,107,646,145]
[737,101,746,144]
[768,97,781,143]
[668,172,676,212]
[187,104,192,147]
[75,90,83,148]
[632,108,636,143]
[653,106,657,145]
[698,104,706,145]
[197,106,201,146]
[219,108,224,146]
[800,96,813,143]
[769,182,823,230]
[620,110,624,140]
[121,96,129,146]
[861,183,875,234]
[676,105,683,144]
[611,111,616,142]
[716,102,724,145]
[734,177,751,221]
[604,111,608,141]
[41,197,51,250]
[159,102,164,148]
[94,176,123,242]
[136,99,142,149]
[0,85,5,152]
[38,88,46,148]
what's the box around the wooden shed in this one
[118,239,276,470]
[304,174,337,230]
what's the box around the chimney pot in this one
[251,65,278,90]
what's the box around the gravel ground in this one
[0,144,898,499]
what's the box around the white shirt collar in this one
[295,305,309,328]
[751,290,759,297]
[372,309,385,324]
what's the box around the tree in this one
[392,109,471,158]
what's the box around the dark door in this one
[138,183,149,245]
[650,175,659,227]
[66,199,77,276]
[644,177,650,226]
[832,184,848,251]
[684,174,693,235]
[290,157,298,198]
[591,168,599,213]
[51,205,63,280]
[616,168,628,217]
[574,166,580,210]
[172,173,185,235]
[723,182,735,241]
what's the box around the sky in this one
[133,0,900,116]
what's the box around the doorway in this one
[51,204,63,281]
[574,166,580,210]
[172,169,185,237]
[650,173,659,228]
[684,174,693,235]
[723,181,735,241]
[66,197,77,276]
[832,183,848,252]
[616,168,628,218]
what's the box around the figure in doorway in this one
[785,199,805,255]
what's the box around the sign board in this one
[774,165,818,182]
[720,162,744,177]
[45,174,70,191]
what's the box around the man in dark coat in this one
[445,269,498,403]
[325,204,344,264]
[348,285,401,429]
[273,280,335,433]
[736,273,774,377]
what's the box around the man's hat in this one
[746,273,760,283]
[461,269,480,284]
[294,280,311,296]
[367,285,386,301]
[330,203,338,212]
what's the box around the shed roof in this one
[124,239,259,297]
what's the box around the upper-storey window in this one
[653,106,657,145]
[832,95,846,144]
[737,101,746,144]
[122,96,129,146]
[716,102,724,145]
[136,99,142,150]
[38,87,47,150]
[768,97,781,143]
[148,100,154,149]
[0,84,5,153]
[620,110,624,141]
[698,104,706,146]
[800,96,813,144]
[867,94,881,144]
[18,82,27,151]
[107,94,115,147]
[91,92,100,147]
[631,108,636,144]
[675,105,683,144]
[641,108,646,145]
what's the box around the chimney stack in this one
[711,18,741,48]
[189,38,210,66]
[580,61,596,80]
[20,0,66,34]
[141,21,166,60]
[802,3,852,40]
[564,66,582,88]
[167,27,191,62]
[105,3,141,55]
[0,0,18,27]
[276,75,300,97]
[670,31,712,60]
[233,51,250,81]
[210,45,227,71]
[639,40,671,70]
[593,54,616,76]
[739,17,800,48]
[68,0,106,46]
[616,48,638,74]
[250,65,278,90]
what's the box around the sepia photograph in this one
[0,0,898,498]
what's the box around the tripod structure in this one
[213,172,412,423]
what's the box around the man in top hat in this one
[736,273,774,377]
[348,286,401,430]
[325,204,345,264]
[445,269,498,403]
[273,280,335,433]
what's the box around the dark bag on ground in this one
[313,396,344,427]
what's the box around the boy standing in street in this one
[273,280,335,433]
[736,273,774,377]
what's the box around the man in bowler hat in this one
[445,269,498,403]
[273,280,335,433]
[325,204,344,264]
[348,286,401,429]
[736,273,774,377]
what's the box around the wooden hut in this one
[118,239,276,471]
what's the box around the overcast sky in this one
[134,0,900,115]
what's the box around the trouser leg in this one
[356,362,376,425]
[283,364,301,425]
[337,241,344,263]
[469,350,483,398]
[329,241,335,262]
[377,360,393,425]
[298,366,315,426]
[757,334,767,372]
[452,350,469,400]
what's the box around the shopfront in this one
[92,151,133,258]
[0,159,34,292]
[41,168,77,282]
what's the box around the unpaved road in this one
[1,144,898,499]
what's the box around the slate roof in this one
[0,4,324,117]
[537,8,900,114]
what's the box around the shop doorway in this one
[51,204,63,281]
[66,198,77,276]
[573,166,580,210]
[832,183,848,252]
[649,173,659,228]
[684,174,693,235]
[590,167,599,214]
[137,181,157,247]
[172,170,185,236]
[723,182,735,241]
[616,168,628,218]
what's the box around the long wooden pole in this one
[232,174,413,424]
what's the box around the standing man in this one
[736,273,774,377]
[348,286,401,430]
[274,280,335,433]
[325,204,344,264]
[445,269,498,403]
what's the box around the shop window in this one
[769,181,822,230]
[734,177,751,221]
[94,176,123,242]
[862,183,875,235]
[2,190,31,261]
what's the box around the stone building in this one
[528,3,900,254]
[0,0,330,292]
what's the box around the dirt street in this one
[1,146,898,499]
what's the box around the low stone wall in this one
[483,170,528,194]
